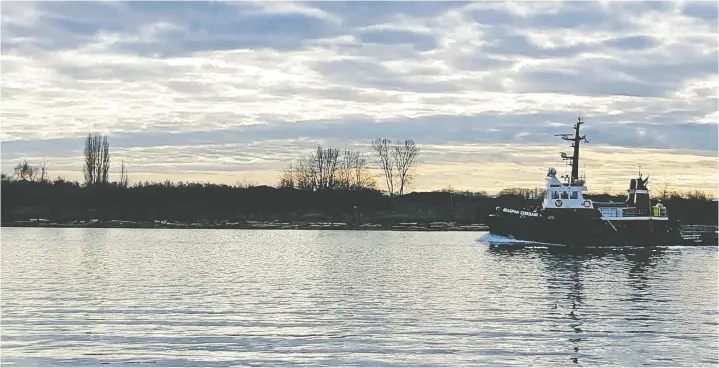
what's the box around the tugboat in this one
[486,117,686,247]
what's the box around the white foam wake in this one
[476,233,535,244]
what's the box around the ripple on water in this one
[1,228,717,366]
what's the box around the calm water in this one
[1,228,717,367]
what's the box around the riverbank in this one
[2,219,489,231]
[4,181,718,231]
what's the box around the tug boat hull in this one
[487,207,683,247]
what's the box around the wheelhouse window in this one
[551,191,559,199]
[561,191,569,199]
[570,191,578,199]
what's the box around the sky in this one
[1,0,717,195]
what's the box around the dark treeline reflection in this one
[1,178,716,225]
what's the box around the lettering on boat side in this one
[502,208,539,217]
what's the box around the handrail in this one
[599,206,668,218]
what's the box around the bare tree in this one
[38,157,48,183]
[658,180,671,200]
[337,148,355,189]
[686,190,709,201]
[83,133,111,186]
[371,138,395,196]
[313,145,340,190]
[100,136,110,184]
[280,145,378,191]
[119,159,129,188]
[354,158,376,190]
[278,164,295,188]
[84,134,98,185]
[235,179,257,188]
[392,139,420,196]
[13,160,37,181]
[335,147,376,190]
[280,145,347,191]
[371,138,420,196]
[350,149,376,190]
[294,158,313,190]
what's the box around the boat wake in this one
[477,233,570,247]
[477,233,536,245]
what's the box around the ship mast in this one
[555,117,589,185]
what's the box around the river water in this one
[1,228,717,366]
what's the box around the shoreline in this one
[2,220,490,232]
[4,221,716,245]
[4,222,716,244]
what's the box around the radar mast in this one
[554,117,589,186]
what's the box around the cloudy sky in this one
[1,1,717,195]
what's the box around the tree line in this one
[277,139,420,196]
[10,158,48,183]
[6,134,421,196]
[2,133,716,226]
[6,133,129,188]
[1,176,716,226]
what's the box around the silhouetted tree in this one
[278,164,295,188]
[658,180,671,200]
[371,138,420,196]
[288,145,341,190]
[83,133,111,186]
[38,157,48,183]
[13,160,37,181]
[235,179,258,188]
[392,139,420,196]
[315,146,340,190]
[337,147,376,190]
[686,190,710,201]
[282,146,376,191]
[499,187,543,199]
[119,159,129,188]
[372,138,395,196]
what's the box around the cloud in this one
[603,35,657,50]
[245,1,343,24]
[682,1,719,22]
[355,29,437,51]
[312,1,467,28]
[1,1,717,194]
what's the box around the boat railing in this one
[597,203,668,218]
[592,201,626,208]
[599,207,652,218]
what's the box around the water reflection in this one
[486,244,667,364]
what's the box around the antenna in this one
[638,165,642,178]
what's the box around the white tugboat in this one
[486,118,684,247]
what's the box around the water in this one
[1,228,717,366]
